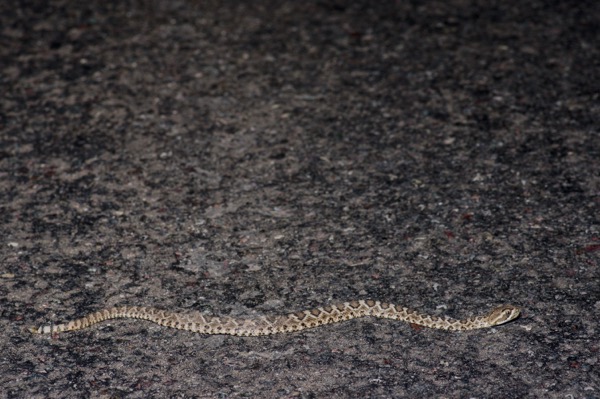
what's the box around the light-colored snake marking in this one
[30,300,520,336]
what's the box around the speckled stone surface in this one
[1,1,598,398]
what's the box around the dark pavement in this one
[1,1,598,398]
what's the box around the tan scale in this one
[30,300,520,336]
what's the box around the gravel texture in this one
[1,1,598,398]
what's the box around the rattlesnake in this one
[30,300,520,336]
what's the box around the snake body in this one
[30,300,520,336]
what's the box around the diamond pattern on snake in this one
[31,300,520,336]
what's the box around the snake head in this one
[487,305,521,326]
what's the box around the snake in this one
[30,300,520,336]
